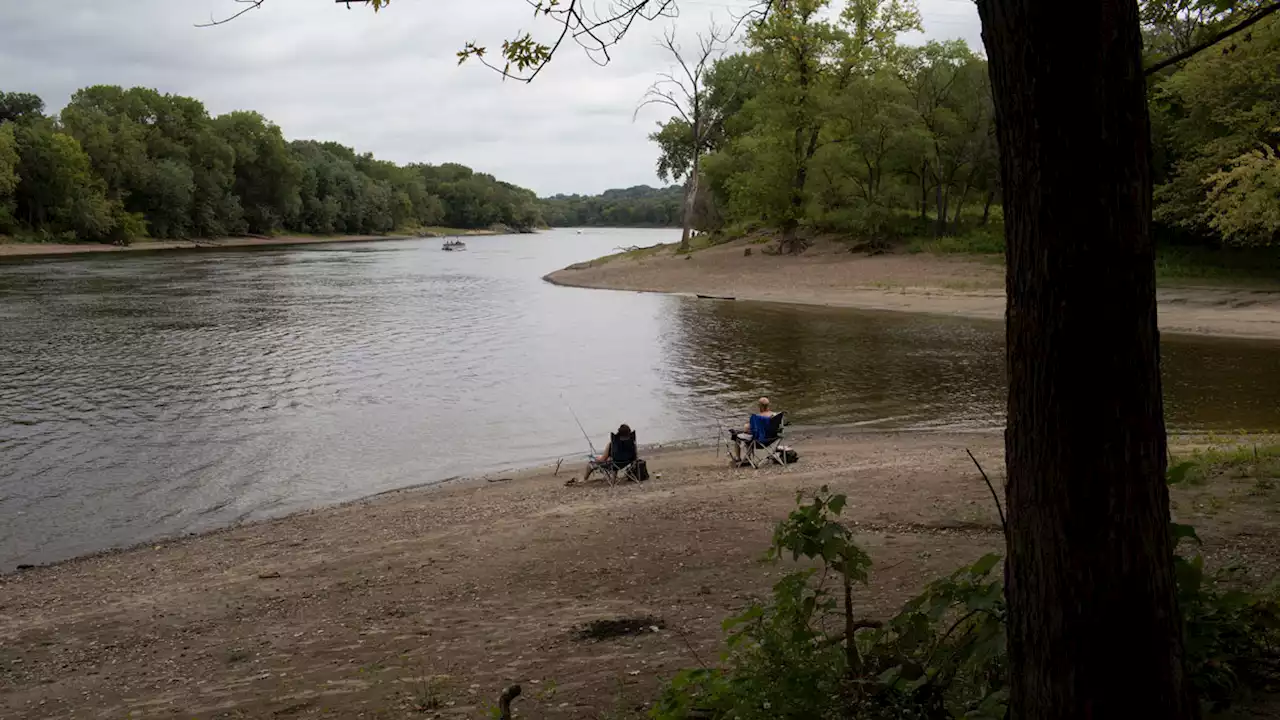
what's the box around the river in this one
[2,228,1279,569]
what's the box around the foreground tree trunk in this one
[975,0,1195,717]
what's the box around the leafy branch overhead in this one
[457,0,690,82]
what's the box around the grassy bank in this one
[898,227,1280,288]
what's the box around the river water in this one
[2,228,1279,569]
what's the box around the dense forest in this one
[0,86,543,243]
[539,184,684,227]
[649,0,1280,252]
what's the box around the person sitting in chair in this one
[573,423,637,484]
[730,397,776,464]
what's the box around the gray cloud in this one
[0,0,980,195]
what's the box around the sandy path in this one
[544,240,1280,340]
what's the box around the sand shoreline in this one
[0,429,1006,718]
[544,238,1280,341]
[3,427,1276,717]
[0,229,504,259]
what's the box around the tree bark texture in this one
[975,0,1195,717]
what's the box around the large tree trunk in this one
[976,0,1195,717]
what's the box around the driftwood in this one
[498,684,522,719]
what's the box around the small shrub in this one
[655,468,1280,719]
[652,488,1006,720]
[907,227,1005,255]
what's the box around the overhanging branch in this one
[1144,1,1280,75]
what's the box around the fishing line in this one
[561,395,598,457]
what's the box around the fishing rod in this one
[562,396,598,457]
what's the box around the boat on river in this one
[442,239,467,251]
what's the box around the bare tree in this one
[636,25,730,252]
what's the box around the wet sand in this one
[2,428,1276,718]
[544,239,1280,341]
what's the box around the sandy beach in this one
[1,426,1277,718]
[0,230,502,259]
[544,239,1280,341]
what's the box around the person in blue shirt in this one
[729,397,776,464]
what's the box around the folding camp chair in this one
[586,429,645,485]
[743,412,789,468]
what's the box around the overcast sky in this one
[0,0,981,196]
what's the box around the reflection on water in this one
[1,228,1278,568]
[664,301,1280,434]
[662,301,1006,430]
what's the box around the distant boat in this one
[442,238,467,251]
[576,230,583,235]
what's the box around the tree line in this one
[650,0,1280,251]
[0,86,544,244]
[539,184,684,227]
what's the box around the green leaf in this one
[968,553,1002,577]
[1175,554,1205,596]
[827,494,847,515]
[1171,522,1202,547]
[723,604,763,631]
[1167,461,1197,485]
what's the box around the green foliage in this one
[1169,444,1280,710]
[653,487,1006,720]
[630,0,1279,259]
[1150,14,1280,247]
[1203,147,1280,246]
[0,91,44,124]
[1171,442,1280,487]
[12,120,114,241]
[0,123,18,231]
[655,471,1280,718]
[0,85,544,244]
[906,225,1005,255]
[540,185,684,227]
[650,1,1001,247]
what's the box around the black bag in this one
[782,448,800,464]
[631,459,650,481]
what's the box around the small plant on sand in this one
[652,486,1007,720]
[1173,442,1280,489]
[403,670,447,712]
[654,473,1280,718]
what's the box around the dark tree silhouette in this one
[976,0,1196,716]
